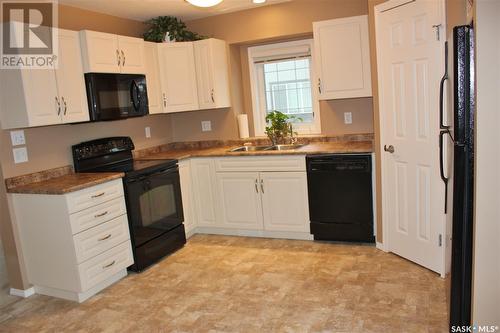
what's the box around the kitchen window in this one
[248,39,321,136]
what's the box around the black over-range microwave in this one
[84,73,149,121]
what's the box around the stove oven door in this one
[124,165,184,248]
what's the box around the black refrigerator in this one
[446,24,475,329]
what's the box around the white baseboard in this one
[194,227,314,241]
[10,286,35,298]
[376,242,388,252]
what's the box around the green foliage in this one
[265,111,302,145]
[143,16,205,42]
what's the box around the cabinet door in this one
[216,172,263,230]
[158,43,199,112]
[313,15,372,100]
[260,172,309,232]
[179,160,197,236]
[24,69,61,126]
[118,36,145,74]
[194,39,231,109]
[191,159,219,227]
[80,31,120,73]
[144,42,163,114]
[56,29,89,124]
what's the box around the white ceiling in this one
[59,0,291,21]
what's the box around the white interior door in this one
[376,0,446,275]
[56,29,89,124]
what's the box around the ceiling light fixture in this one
[185,0,224,8]
[253,0,267,3]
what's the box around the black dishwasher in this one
[306,154,374,243]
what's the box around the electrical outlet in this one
[201,121,212,132]
[344,112,353,125]
[10,130,25,146]
[13,147,28,164]
[145,126,151,138]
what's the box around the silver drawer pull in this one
[98,234,112,241]
[91,192,105,198]
[94,211,108,218]
[102,260,115,269]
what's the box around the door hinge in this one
[432,24,442,41]
[438,234,443,247]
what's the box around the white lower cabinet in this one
[11,179,133,302]
[182,156,311,240]
[216,172,264,230]
[260,172,310,233]
[179,160,197,237]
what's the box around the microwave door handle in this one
[130,81,141,111]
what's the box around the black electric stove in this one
[72,137,186,272]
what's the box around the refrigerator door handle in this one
[439,130,449,213]
[440,41,450,130]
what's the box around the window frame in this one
[248,39,322,137]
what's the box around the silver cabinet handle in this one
[255,179,259,193]
[121,50,125,66]
[61,96,67,115]
[98,234,112,241]
[116,49,121,66]
[260,179,264,193]
[94,211,108,218]
[91,192,105,198]
[163,93,167,107]
[55,96,61,115]
[384,145,395,154]
[211,89,215,103]
[102,260,115,269]
[318,78,322,94]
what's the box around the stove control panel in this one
[72,137,135,161]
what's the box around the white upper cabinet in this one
[0,29,89,129]
[56,29,90,123]
[80,30,145,74]
[118,36,146,74]
[194,38,231,110]
[157,42,199,113]
[313,15,372,100]
[144,42,163,114]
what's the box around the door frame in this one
[374,0,447,277]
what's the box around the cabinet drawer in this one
[66,179,124,213]
[73,215,130,263]
[78,241,133,291]
[214,156,306,172]
[69,196,127,234]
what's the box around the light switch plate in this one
[344,112,353,125]
[10,130,25,146]
[145,126,151,138]
[201,121,212,132]
[13,147,28,164]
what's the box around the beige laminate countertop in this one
[136,141,374,161]
[7,172,125,195]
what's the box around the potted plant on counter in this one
[265,111,302,145]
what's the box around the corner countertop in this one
[135,141,374,161]
[7,172,125,195]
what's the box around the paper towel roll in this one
[237,114,250,139]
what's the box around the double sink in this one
[229,144,306,152]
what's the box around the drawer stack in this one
[12,178,134,302]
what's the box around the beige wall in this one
[177,0,374,142]
[472,0,500,325]
[0,5,175,289]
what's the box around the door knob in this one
[384,145,395,153]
